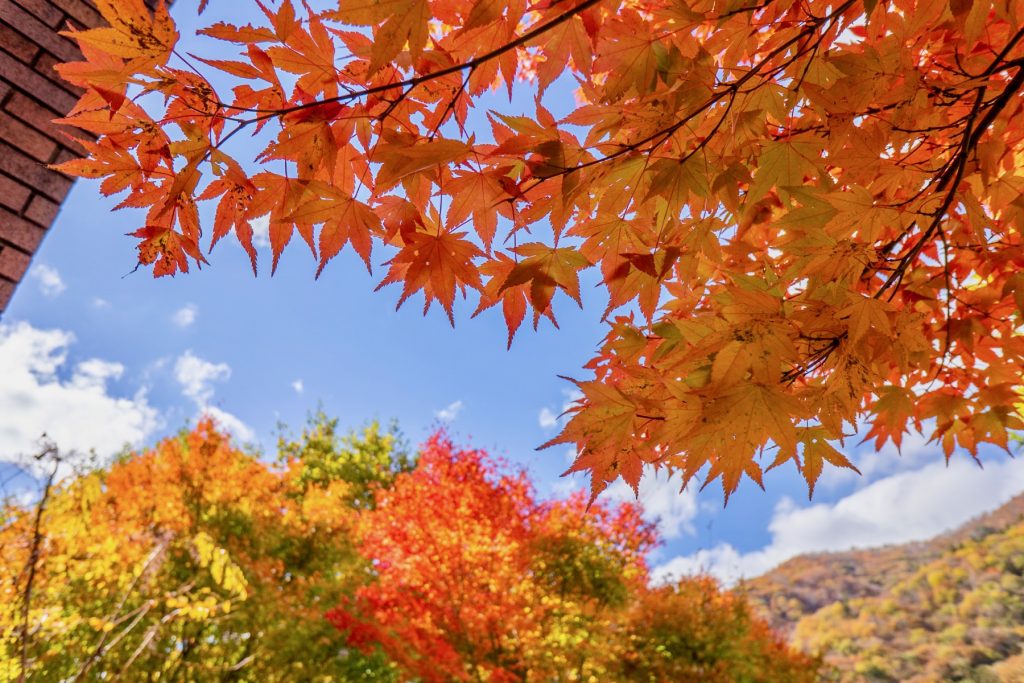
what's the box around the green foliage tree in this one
[614,577,820,682]
[277,410,414,506]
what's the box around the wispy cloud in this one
[173,351,253,442]
[30,264,66,298]
[435,400,463,423]
[172,304,198,328]
[174,351,229,405]
[603,469,700,540]
[538,389,583,430]
[291,379,304,394]
[250,215,271,248]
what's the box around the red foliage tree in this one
[327,432,818,681]
[327,433,655,681]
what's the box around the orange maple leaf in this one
[376,228,484,325]
[64,0,177,65]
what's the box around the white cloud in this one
[71,358,124,388]
[30,264,65,298]
[205,406,255,443]
[291,379,304,394]
[174,351,230,405]
[603,469,700,540]
[173,351,253,442]
[92,297,110,309]
[550,476,583,497]
[250,214,270,248]
[435,400,463,423]
[654,545,753,585]
[817,430,935,491]
[172,303,198,328]
[654,454,1024,586]
[0,322,158,475]
[538,389,583,430]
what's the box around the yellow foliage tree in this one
[0,418,396,682]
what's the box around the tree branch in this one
[17,442,59,683]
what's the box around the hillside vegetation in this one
[742,494,1024,681]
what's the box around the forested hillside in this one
[1,418,816,681]
[743,494,1024,681]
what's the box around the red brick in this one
[0,205,45,250]
[0,142,71,200]
[0,21,40,63]
[0,244,30,280]
[0,276,14,309]
[0,172,30,212]
[25,193,59,224]
[34,52,85,97]
[9,0,61,28]
[1,1,81,62]
[45,0,101,28]
[4,91,84,145]
[0,49,77,112]
[54,147,78,163]
[0,111,56,161]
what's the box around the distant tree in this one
[614,577,820,682]
[277,410,414,506]
[54,0,1024,501]
[1,418,820,680]
[793,515,1024,682]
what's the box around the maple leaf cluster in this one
[55,0,1024,500]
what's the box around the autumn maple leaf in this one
[64,0,177,65]
[376,228,484,324]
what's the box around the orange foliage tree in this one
[54,0,1024,501]
[326,433,819,681]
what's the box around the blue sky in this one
[2,0,1023,584]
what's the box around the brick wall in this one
[0,0,167,314]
